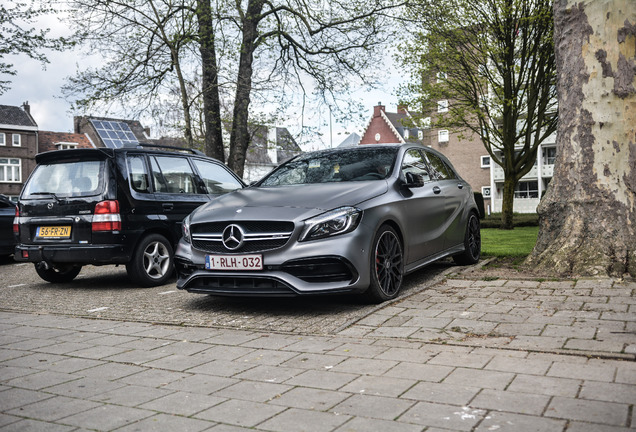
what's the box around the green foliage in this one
[0,1,73,94]
[481,226,539,257]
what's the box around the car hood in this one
[191,181,388,223]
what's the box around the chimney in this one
[373,102,385,118]
[22,101,30,114]
[397,104,408,114]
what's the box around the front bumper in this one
[175,226,375,297]
[14,244,130,265]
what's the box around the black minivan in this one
[14,144,244,286]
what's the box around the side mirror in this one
[403,172,425,188]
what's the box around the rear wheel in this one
[126,234,173,287]
[453,212,481,265]
[34,263,82,283]
[363,225,404,303]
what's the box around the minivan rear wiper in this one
[30,192,60,202]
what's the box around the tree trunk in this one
[527,0,636,277]
[228,0,264,178]
[196,0,224,162]
[500,175,516,229]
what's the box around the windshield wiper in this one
[30,192,60,202]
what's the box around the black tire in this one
[363,225,404,303]
[126,234,174,287]
[453,212,481,265]
[34,263,82,283]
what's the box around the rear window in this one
[22,160,104,198]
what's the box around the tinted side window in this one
[401,149,431,182]
[192,159,242,194]
[128,155,151,193]
[151,156,197,194]
[424,152,456,180]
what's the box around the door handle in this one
[162,203,174,211]
[433,186,441,195]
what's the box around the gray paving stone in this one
[213,380,291,402]
[374,347,436,363]
[163,374,238,395]
[542,324,597,339]
[443,368,515,390]
[268,387,349,411]
[259,407,351,432]
[195,398,285,427]
[564,338,626,353]
[115,413,213,432]
[469,388,551,415]
[507,335,567,350]
[187,359,256,377]
[495,323,545,336]
[89,384,173,406]
[46,376,125,399]
[78,362,146,380]
[241,334,295,350]
[331,357,397,376]
[507,375,581,397]
[3,370,79,391]
[547,361,616,382]
[339,375,416,398]
[233,364,304,384]
[399,402,486,431]
[234,348,299,366]
[368,326,420,338]
[383,362,454,382]
[285,370,358,390]
[0,388,53,411]
[139,391,226,416]
[579,380,636,404]
[545,396,629,426]
[0,418,76,431]
[565,421,635,432]
[475,411,566,432]
[401,381,480,405]
[334,416,424,432]
[331,394,414,420]
[65,344,131,360]
[281,352,346,370]
[328,343,389,359]
[6,395,101,422]
[427,351,492,368]
[59,404,154,430]
[484,355,552,375]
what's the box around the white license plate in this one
[205,254,263,271]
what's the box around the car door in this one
[399,148,447,263]
[149,155,210,241]
[423,150,466,249]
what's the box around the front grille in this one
[191,221,294,254]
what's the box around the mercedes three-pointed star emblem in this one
[222,224,245,250]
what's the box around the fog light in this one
[22,250,29,258]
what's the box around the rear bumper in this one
[14,244,130,265]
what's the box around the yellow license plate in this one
[37,226,71,238]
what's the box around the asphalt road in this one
[0,257,455,335]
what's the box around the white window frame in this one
[0,158,22,183]
[482,186,491,198]
[12,134,21,147]
[56,142,79,150]
[418,130,424,140]
[438,130,449,143]
[481,155,491,168]
[436,71,447,83]
[404,129,410,139]
[0,133,5,146]
[437,100,449,113]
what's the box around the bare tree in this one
[527,0,636,277]
[398,0,557,229]
[0,1,71,94]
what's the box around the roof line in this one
[380,111,406,143]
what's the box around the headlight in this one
[300,207,362,241]
[182,215,191,243]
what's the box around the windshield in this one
[260,147,398,186]
[23,160,104,198]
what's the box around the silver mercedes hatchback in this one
[175,144,481,303]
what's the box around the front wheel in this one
[363,225,404,303]
[126,234,174,287]
[35,263,82,283]
[453,212,481,265]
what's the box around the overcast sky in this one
[2,10,403,149]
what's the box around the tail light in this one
[92,200,121,232]
[13,206,19,235]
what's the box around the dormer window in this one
[56,142,78,150]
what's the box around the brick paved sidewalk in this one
[1,302,635,431]
[340,277,636,360]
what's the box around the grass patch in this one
[481,226,539,257]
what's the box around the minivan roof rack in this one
[123,142,206,156]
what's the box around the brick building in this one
[0,104,39,200]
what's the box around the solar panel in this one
[90,119,139,148]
